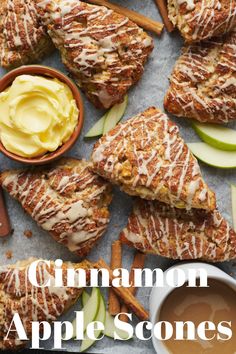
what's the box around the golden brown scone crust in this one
[168,0,236,42]
[91,107,216,211]
[120,199,236,262]
[0,158,112,258]
[0,0,53,69]
[0,258,92,350]
[36,0,153,109]
[164,31,236,123]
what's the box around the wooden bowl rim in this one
[0,65,84,165]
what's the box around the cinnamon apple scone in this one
[120,199,236,262]
[164,31,236,123]
[0,257,93,350]
[36,0,153,109]
[0,158,112,257]
[0,0,53,69]
[168,0,236,42]
[91,107,216,211]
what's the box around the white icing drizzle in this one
[1,161,110,254]
[121,200,236,261]
[177,0,195,11]
[0,259,85,349]
[37,0,153,108]
[166,31,236,123]
[0,0,47,66]
[174,0,236,41]
[92,108,213,210]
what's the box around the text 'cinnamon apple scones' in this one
[164,30,236,123]
[167,0,236,42]
[120,199,236,262]
[91,107,216,211]
[0,258,92,350]
[0,0,53,69]
[36,0,153,109]
[0,158,112,257]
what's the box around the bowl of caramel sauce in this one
[150,263,236,354]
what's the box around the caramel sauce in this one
[159,279,236,354]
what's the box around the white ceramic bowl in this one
[149,262,236,354]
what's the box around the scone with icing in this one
[91,107,216,211]
[0,158,112,257]
[120,199,236,262]
[0,0,53,69]
[168,0,236,42]
[0,257,92,350]
[36,0,153,109]
[164,31,236,123]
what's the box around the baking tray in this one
[0,1,236,352]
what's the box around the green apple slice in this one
[231,185,236,231]
[84,113,107,138]
[192,121,236,151]
[82,290,90,307]
[103,95,128,134]
[82,289,130,340]
[72,287,100,338]
[188,143,236,169]
[103,311,130,340]
[82,287,100,332]
[80,291,106,352]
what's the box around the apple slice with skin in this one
[84,95,128,138]
[231,185,236,231]
[82,290,90,307]
[192,121,236,151]
[80,290,106,352]
[72,287,100,338]
[84,113,107,138]
[103,311,131,340]
[82,290,130,340]
[188,143,236,169]
[103,95,128,134]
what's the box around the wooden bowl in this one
[0,65,84,165]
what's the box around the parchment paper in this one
[0,1,236,352]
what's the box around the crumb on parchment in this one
[24,230,33,238]
[5,250,12,259]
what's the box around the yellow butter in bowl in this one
[0,75,79,158]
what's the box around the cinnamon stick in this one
[108,240,122,315]
[154,0,174,32]
[119,252,146,322]
[87,0,164,35]
[95,258,149,321]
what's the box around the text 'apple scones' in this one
[91,107,215,211]
[36,0,153,109]
[120,199,236,262]
[0,158,112,257]
[164,30,236,123]
[0,0,53,69]
[168,0,236,42]
[0,258,92,350]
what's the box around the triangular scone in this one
[164,31,236,123]
[91,107,216,211]
[0,0,53,69]
[0,158,112,258]
[0,258,92,350]
[120,199,236,262]
[167,0,236,43]
[36,0,153,109]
